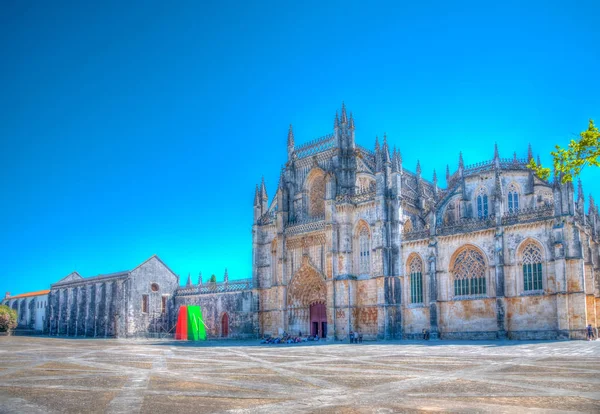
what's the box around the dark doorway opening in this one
[221,313,229,338]
[309,302,327,338]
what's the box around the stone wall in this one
[174,289,258,339]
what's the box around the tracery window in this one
[507,183,519,214]
[522,242,543,291]
[358,226,370,274]
[308,173,326,217]
[476,188,488,219]
[408,255,423,303]
[452,247,486,296]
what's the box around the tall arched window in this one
[408,255,423,304]
[507,183,519,214]
[522,242,543,291]
[452,246,487,296]
[308,172,326,217]
[476,188,488,219]
[358,226,370,274]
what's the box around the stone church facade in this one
[251,104,600,340]
[10,106,600,341]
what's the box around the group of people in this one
[260,331,321,344]
[349,330,363,343]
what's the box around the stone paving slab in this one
[0,336,599,413]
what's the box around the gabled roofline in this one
[132,254,178,279]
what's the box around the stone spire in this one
[341,102,348,123]
[432,169,437,186]
[513,151,518,164]
[224,268,229,285]
[198,272,202,286]
[253,184,260,206]
[495,169,503,196]
[278,168,285,190]
[382,133,391,165]
[416,160,422,176]
[334,111,340,128]
[458,152,464,170]
[578,179,585,203]
[349,112,355,130]
[375,136,382,172]
[589,194,595,215]
[494,142,499,160]
[260,176,268,201]
[537,154,541,167]
[392,147,398,173]
[446,164,450,183]
[287,124,295,159]
[527,143,533,162]
[186,273,192,287]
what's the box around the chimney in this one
[4,292,10,300]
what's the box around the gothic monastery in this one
[4,104,600,340]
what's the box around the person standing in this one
[587,324,595,341]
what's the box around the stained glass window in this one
[477,188,488,219]
[453,247,486,296]
[522,242,543,291]
[508,183,519,214]
[409,256,423,303]
[359,226,370,274]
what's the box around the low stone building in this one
[174,273,258,339]
[47,255,179,338]
[2,290,49,332]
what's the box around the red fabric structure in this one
[175,305,188,340]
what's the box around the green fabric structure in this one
[187,305,207,341]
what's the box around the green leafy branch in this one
[528,119,600,183]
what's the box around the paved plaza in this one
[0,337,599,413]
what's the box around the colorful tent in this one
[175,305,207,340]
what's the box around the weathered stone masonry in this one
[251,105,600,340]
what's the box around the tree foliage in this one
[0,305,17,332]
[528,119,600,183]
[209,274,217,283]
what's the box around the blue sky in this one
[0,1,599,295]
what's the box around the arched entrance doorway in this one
[287,256,328,338]
[310,302,327,338]
[221,313,229,338]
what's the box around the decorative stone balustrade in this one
[176,279,253,296]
